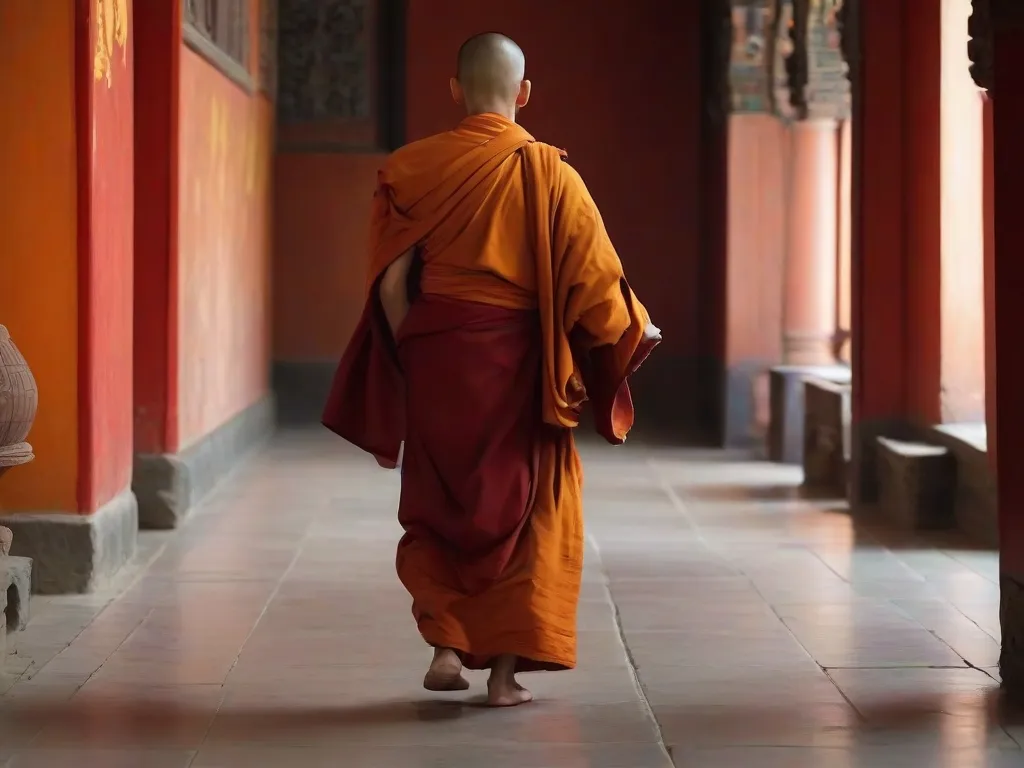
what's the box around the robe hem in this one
[420,633,576,674]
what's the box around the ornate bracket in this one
[971,0,1024,94]
[969,0,993,92]
[705,0,733,124]
[785,0,810,120]
[836,0,857,80]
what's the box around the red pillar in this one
[849,0,910,502]
[133,0,180,457]
[782,120,839,366]
[987,1,1024,695]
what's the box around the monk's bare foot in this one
[486,654,533,707]
[423,647,470,691]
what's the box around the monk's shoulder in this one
[383,133,442,166]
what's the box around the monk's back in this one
[384,114,547,310]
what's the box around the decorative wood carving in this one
[706,0,733,123]
[729,1,774,113]
[278,0,372,123]
[969,0,993,92]
[0,326,37,479]
[275,0,407,152]
[785,0,810,120]
[836,0,856,75]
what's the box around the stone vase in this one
[0,325,38,479]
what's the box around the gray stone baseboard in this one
[134,394,276,529]
[273,361,336,426]
[0,490,137,594]
[722,359,773,449]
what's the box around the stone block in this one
[134,394,275,529]
[0,526,10,556]
[929,424,997,547]
[0,555,32,634]
[0,491,136,594]
[876,437,956,530]
[802,377,852,495]
[768,364,851,465]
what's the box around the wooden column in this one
[971,0,1024,699]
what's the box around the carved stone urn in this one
[0,325,38,481]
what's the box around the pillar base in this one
[1001,573,1024,703]
[0,490,137,594]
[133,394,276,529]
[768,364,851,464]
[802,376,852,495]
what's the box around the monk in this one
[322,32,660,707]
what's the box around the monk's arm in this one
[378,248,414,336]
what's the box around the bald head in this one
[451,33,531,119]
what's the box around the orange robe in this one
[323,113,658,672]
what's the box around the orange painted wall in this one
[176,48,273,448]
[0,2,80,512]
[80,0,135,512]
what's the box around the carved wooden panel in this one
[781,0,849,120]
[260,0,278,98]
[703,0,733,123]
[276,0,406,152]
[730,0,772,112]
[184,0,250,70]
[277,0,373,123]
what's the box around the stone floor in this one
[0,430,1018,767]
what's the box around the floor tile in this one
[0,431,1010,767]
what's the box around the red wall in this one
[273,153,381,361]
[176,47,273,448]
[133,0,179,455]
[76,0,134,512]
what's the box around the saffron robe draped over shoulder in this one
[323,113,659,672]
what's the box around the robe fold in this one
[323,113,659,672]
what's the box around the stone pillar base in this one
[0,490,137,594]
[133,395,275,529]
[876,437,956,530]
[768,364,851,464]
[1001,574,1024,702]
[802,377,852,495]
[1,555,32,658]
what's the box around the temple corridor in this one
[0,431,1016,767]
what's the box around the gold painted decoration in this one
[93,0,130,87]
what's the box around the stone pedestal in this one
[768,364,851,464]
[876,437,956,530]
[0,555,32,660]
[802,377,852,495]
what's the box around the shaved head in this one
[451,33,530,119]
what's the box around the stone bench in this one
[0,554,31,660]
[768,364,852,465]
[802,377,852,496]
[876,437,956,530]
